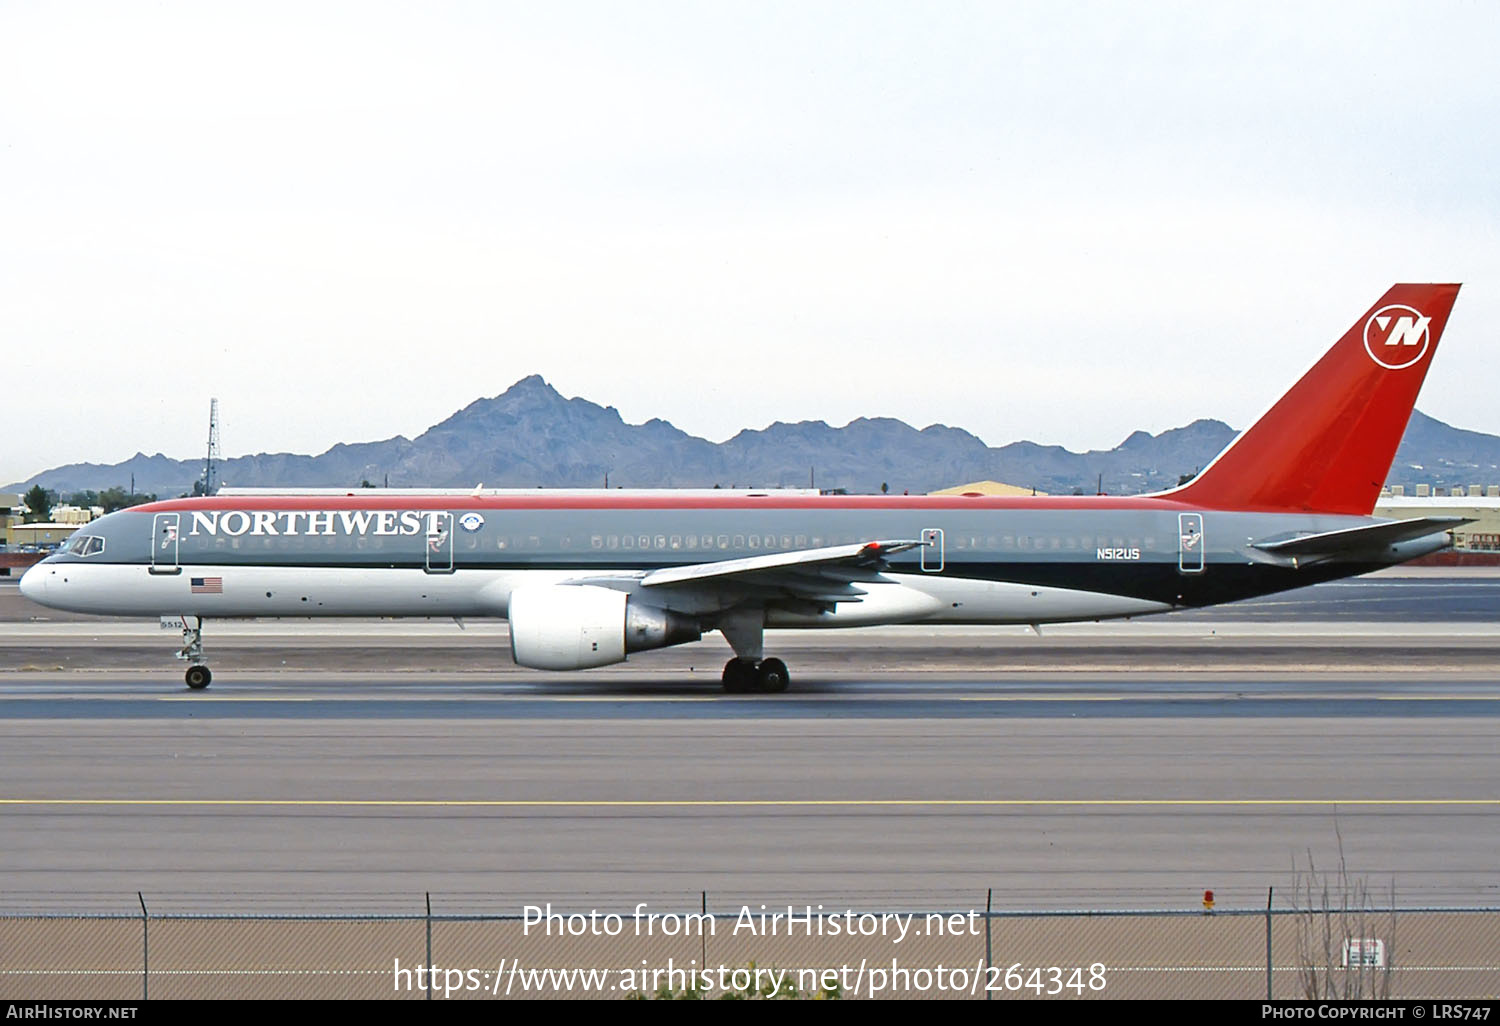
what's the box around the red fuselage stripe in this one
[138,494,1206,514]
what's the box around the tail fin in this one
[1168,283,1461,515]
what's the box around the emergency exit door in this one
[921,528,944,572]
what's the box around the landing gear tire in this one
[722,657,790,694]
[753,657,789,693]
[185,665,212,690]
[722,658,756,694]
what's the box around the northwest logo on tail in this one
[1363,304,1431,369]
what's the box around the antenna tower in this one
[203,398,221,495]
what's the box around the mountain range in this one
[10,375,1500,498]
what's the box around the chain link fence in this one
[3,899,1497,999]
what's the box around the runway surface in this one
[2,676,1497,916]
[1,572,1498,918]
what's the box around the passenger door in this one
[921,527,944,572]
[150,513,180,575]
[425,511,454,574]
[1178,513,1204,574]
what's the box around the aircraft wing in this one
[556,539,924,614]
[641,538,925,612]
[640,539,922,589]
[1253,516,1470,558]
[558,540,918,612]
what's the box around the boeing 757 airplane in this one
[20,284,1464,692]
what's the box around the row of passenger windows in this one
[578,534,1157,552]
[190,533,1157,553]
[582,534,817,551]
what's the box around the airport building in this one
[0,493,18,547]
[1,496,100,553]
[4,522,81,550]
[49,504,104,525]
[1377,485,1500,551]
[929,480,1047,497]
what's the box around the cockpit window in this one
[65,534,106,557]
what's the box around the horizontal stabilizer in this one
[1253,517,1469,558]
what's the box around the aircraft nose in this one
[18,565,46,603]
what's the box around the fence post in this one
[137,892,148,1001]
[1266,886,1274,1001]
[425,892,433,1001]
[985,888,993,1002]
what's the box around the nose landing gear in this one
[174,616,212,690]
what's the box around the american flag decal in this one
[190,577,223,594]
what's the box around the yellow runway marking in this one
[1,798,1495,809]
[153,694,722,703]
[956,695,1500,702]
[1375,695,1500,701]
[142,693,1500,704]
[959,696,1131,701]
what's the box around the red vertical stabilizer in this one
[1168,283,1461,515]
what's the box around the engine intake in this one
[508,585,701,670]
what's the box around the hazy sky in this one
[4,1,1497,486]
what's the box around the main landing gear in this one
[715,608,789,694]
[175,616,212,690]
[721,657,790,694]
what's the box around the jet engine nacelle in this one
[507,584,702,670]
